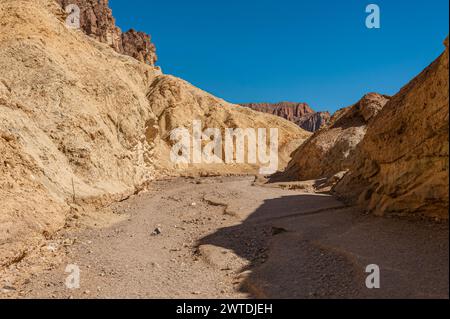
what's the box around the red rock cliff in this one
[57,0,157,65]
[242,102,314,121]
[241,102,330,132]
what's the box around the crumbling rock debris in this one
[151,228,162,236]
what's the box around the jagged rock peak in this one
[57,0,157,65]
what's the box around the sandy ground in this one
[2,176,448,299]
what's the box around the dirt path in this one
[11,176,449,299]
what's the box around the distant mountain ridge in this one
[295,111,331,132]
[241,102,330,132]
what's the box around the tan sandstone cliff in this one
[0,0,310,265]
[283,93,390,181]
[334,39,449,219]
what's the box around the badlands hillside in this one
[0,0,310,267]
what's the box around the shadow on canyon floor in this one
[199,194,449,299]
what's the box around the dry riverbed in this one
[1,176,448,299]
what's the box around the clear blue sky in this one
[110,0,448,113]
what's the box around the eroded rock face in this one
[57,0,157,65]
[242,102,314,121]
[284,93,390,181]
[58,0,122,50]
[296,111,331,132]
[122,29,157,66]
[334,39,449,219]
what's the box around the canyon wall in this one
[0,0,309,266]
[334,39,449,219]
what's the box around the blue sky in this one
[110,0,448,113]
